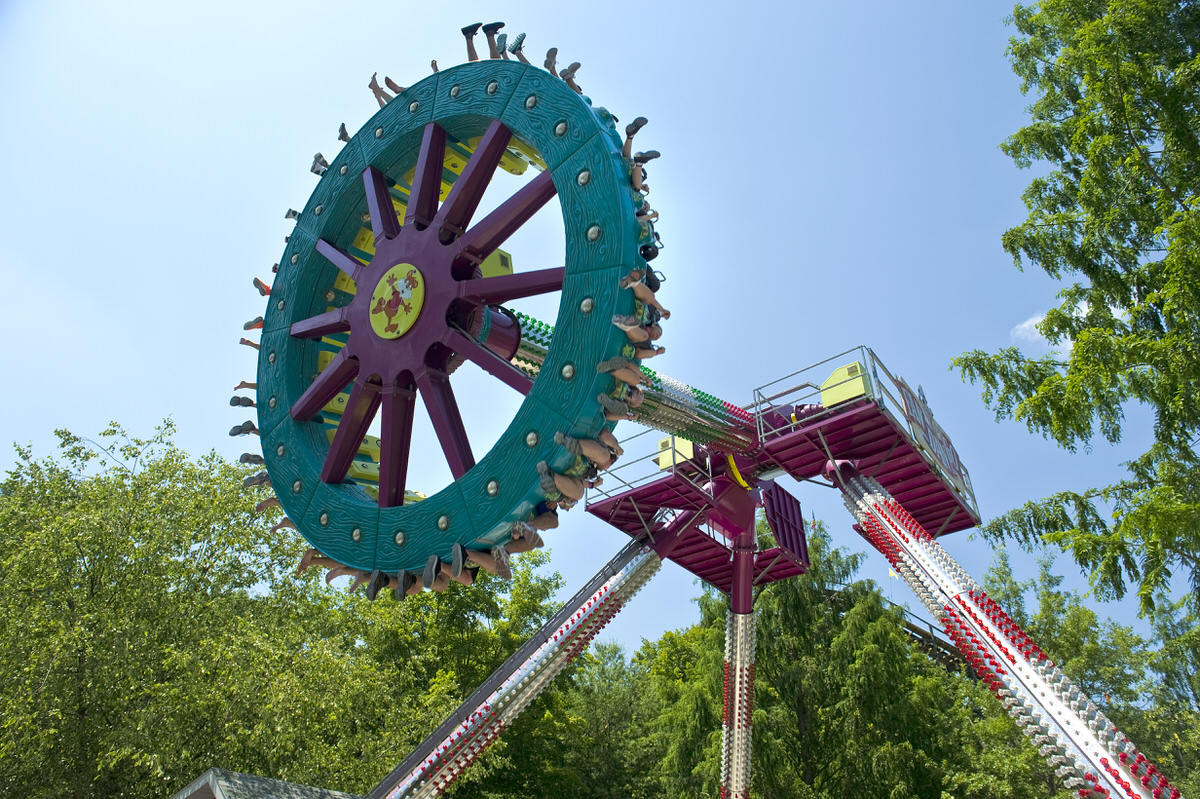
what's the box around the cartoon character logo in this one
[369,265,424,339]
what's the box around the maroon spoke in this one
[321,378,383,484]
[378,381,416,507]
[363,166,402,243]
[458,266,565,305]
[452,169,557,267]
[446,329,534,396]
[432,119,512,242]
[290,306,351,339]
[415,369,475,479]
[406,123,447,230]
[315,239,368,282]
[291,348,359,421]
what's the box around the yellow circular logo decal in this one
[369,264,425,339]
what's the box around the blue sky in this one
[0,0,1159,648]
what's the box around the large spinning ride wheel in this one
[257,61,644,574]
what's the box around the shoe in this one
[394,569,416,600]
[536,461,556,495]
[625,117,648,137]
[597,393,629,417]
[255,497,281,512]
[451,543,466,578]
[619,269,645,289]
[461,22,482,36]
[230,395,255,407]
[559,62,581,80]
[285,208,299,220]
[508,32,525,53]
[633,150,661,164]
[338,122,350,142]
[423,554,441,589]
[242,471,271,488]
[553,431,582,457]
[491,545,512,579]
[310,156,326,176]
[481,21,504,34]
[313,152,329,168]
[495,33,507,52]
[239,452,264,465]
[611,314,641,332]
[544,47,557,72]
[431,59,439,72]
[229,421,259,436]
[510,520,534,539]
[365,569,389,600]
[243,316,264,330]
[253,277,270,296]
[596,355,632,374]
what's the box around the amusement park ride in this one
[234,39,1184,799]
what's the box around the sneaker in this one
[365,569,389,600]
[619,269,645,289]
[481,21,505,34]
[625,117,648,137]
[242,471,271,488]
[559,62,581,80]
[495,33,507,52]
[544,47,557,72]
[451,542,466,578]
[491,545,512,579]
[243,316,264,330]
[239,452,264,465]
[633,150,661,164]
[510,520,534,539]
[508,32,526,53]
[338,122,350,142]
[253,277,271,296]
[461,22,482,36]
[597,393,630,417]
[553,431,582,457]
[394,569,416,600]
[423,554,441,589]
[230,395,255,407]
[229,421,259,436]
[596,355,632,374]
[536,460,557,495]
[611,314,641,332]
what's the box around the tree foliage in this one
[953,0,1200,611]
[0,423,562,798]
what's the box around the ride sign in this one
[895,377,973,507]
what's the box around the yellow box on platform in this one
[820,362,872,407]
[654,436,694,470]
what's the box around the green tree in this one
[640,525,1070,799]
[0,423,564,798]
[953,0,1200,611]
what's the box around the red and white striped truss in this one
[836,463,1181,799]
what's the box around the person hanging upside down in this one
[619,268,670,319]
[537,460,588,501]
[554,430,622,469]
[612,314,663,345]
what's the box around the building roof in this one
[169,768,363,799]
